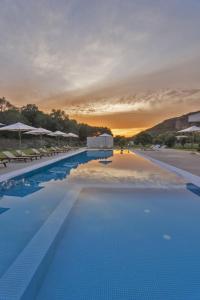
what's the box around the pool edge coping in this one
[133,150,200,188]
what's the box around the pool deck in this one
[136,148,200,177]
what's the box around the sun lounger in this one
[49,147,61,154]
[2,151,32,162]
[52,146,66,153]
[31,148,51,157]
[0,158,8,167]
[63,145,73,151]
[29,149,43,158]
[16,150,39,160]
[31,148,44,157]
[39,148,54,156]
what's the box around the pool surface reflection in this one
[0,150,200,300]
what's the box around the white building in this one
[188,112,200,123]
[87,133,113,149]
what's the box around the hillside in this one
[145,110,200,136]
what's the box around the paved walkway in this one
[138,148,200,177]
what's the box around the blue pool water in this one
[1,150,200,299]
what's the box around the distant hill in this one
[144,110,200,136]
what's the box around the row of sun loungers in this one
[0,146,74,168]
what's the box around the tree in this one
[0,97,15,112]
[114,135,127,147]
[0,97,113,143]
[134,132,152,146]
[180,137,187,148]
[21,104,39,126]
[164,135,176,148]
[119,138,126,148]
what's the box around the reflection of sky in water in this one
[37,187,200,300]
[0,150,186,199]
[0,150,113,198]
[0,149,198,290]
[67,151,185,187]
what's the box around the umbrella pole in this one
[18,130,21,148]
[193,132,195,149]
[40,134,42,146]
[191,132,194,149]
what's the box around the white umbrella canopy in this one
[66,132,79,138]
[64,133,79,147]
[48,130,67,146]
[178,126,200,133]
[0,122,35,131]
[63,133,70,137]
[176,135,188,139]
[48,130,66,137]
[24,127,51,135]
[178,126,200,148]
[0,122,36,147]
[99,133,112,137]
[24,128,52,145]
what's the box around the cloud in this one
[39,56,200,115]
[0,0,200,135]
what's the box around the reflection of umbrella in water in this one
[87,150,113,159]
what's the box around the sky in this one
[0,0,200,136]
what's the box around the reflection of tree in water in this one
[0,150,113,198]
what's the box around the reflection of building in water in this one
[87,150,113,159]
[87,134,113,149]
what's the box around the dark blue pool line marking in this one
[187,183,200,197]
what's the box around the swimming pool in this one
[0,150,200,299]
